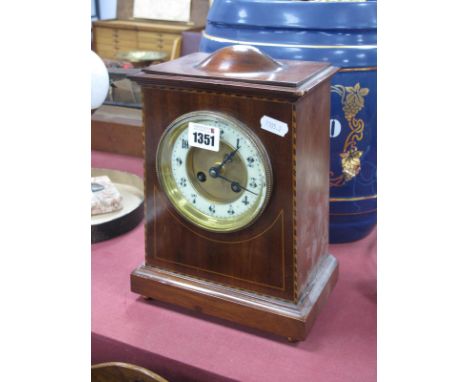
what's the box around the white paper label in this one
[188,122,220,152]
[260,116,289,137]
[133,0,191,22]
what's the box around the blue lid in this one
[208,0,377,30]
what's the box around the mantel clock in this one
[130,45,339,340]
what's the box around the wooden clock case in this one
[130,46,339,341]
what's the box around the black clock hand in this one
[216,147,239,170]
[210,170,258,196]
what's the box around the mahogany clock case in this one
[130,47,339,340]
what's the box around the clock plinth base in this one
[131,254,338,341]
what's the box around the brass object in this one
[92,362,169,382]
[91,168,144,243]
[187,141,248,204]
[116,50,167,67]
[156,110,273,233]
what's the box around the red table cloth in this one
[92,150,376,382]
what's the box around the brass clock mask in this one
[156,111,273,233]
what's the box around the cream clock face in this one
[156,111,273,232]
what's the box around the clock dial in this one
[156,111,273,232]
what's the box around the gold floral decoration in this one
[330,82,370,187]
[340,146,363,182]
[342,83,369,121]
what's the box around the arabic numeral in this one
[191,194,197,204]
[242,196,249,205]
[179,177,187,187]
[181,139,189,149]
[209,205,216,214]
[249,177,258,188]
[176,157,182,166]
[247,156,255,168]
[227,205,235,215]
[193,132,215,147]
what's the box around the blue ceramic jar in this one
[200,0,377,243]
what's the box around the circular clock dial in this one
[156,111,273,232]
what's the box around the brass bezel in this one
[156,111,273,233]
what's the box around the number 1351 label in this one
[188,122,220,152]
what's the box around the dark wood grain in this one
[131,253,338,341]
[295,79,332,296]
[140,47,336,89]
[143,87,295,299]
[130,48,339,340]
[195,45,282,73]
